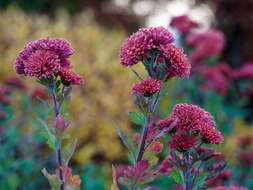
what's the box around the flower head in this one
[233,63,253,80]
[15,38,76,80]
[132,79,161,97]
[59,68,84,85]
[120,27,174,67]
[159,104,223,145]
[200,125,223,144]
[120,27,191,80]
[159,44,191,79]
[186,30,225,64]
[198,63,232,96]
[170,15,199,34]
[169,132,196,152]
[169,104,216,132]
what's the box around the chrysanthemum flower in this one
[25,49,61,79]
[198,63,232,96]
[159,104,223,145]
[232,63,253,80]
[15,38,76,80]
[159,44,191,79]
[59,68,84,85]
[186,30,225,64]
[169,132,197,151]
[120,27,174,67]
[132,79,161,97]
[200,125,223,144]
[120,27,190,80]
[168,104,216,132]
[170,15,199,34]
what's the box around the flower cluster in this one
[132,79,161,97]
[120,27,190,80]
[170,15,199,34]
[15,38,84,85]
[198,63,232,96]
[15,38,83,190]
[233,63,253,80]
[158,104,223,151]
[186,30,225,65]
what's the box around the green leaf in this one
[196,172,209,188]
[128,112,145,125]
[171,168,184,185]
[62,138,77,165]
[36,118,57,151]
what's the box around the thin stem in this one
[50,82,65,190]
[131,68,143,81]
[57,142,65,190]
[136,116,150,162]
[183,152,191,190]
[151,89,161,113]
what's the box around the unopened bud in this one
[55,115,68,132]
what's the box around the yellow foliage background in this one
[0,8,139,165]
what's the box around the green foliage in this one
[35,118,57,151]
[171,168,184,185]
[128,111,145,126]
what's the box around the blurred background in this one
[1,0,253,189]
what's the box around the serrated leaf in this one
[171,168,184,185]
[128,112,145,125]
[36,118,57,151]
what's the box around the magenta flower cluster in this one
[170,15,199,34]
[120,27,191,80]
[186,30,225,64]
[132,79,161,97]
[15,38,83,85]
[158,104,223,151]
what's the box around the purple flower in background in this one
[233,63,253,80]
[186,30,225,64]
[170,15,199,34]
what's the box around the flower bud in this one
[55,115,68,132]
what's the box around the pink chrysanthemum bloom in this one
[120,27,174,67]
[120,27,190,79]
[59,68,84,85]
[170,15,199,34]
[169,132,196,152]
[200,125,223,144]
[15,38,74,79]
[198,63,232,96]
[159,44,191,79]
[159,104,223,145]
[186,30,225,65]
[232,63,253,80]
[132,79,161,97]
[169,104,216,132]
